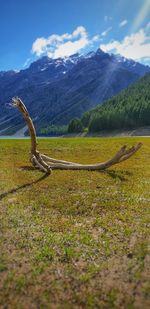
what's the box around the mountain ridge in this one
[0,49,150,135]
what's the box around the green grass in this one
[0,137,150,309]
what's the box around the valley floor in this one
[65,126,150,138]
[0,137,150,309]
[1,125,150,139]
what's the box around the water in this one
[0,136,30,139]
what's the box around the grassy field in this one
[0,137,150,309]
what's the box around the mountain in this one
[0,49,150,135]
[80,73,150,132]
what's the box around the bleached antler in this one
[12,97,142,174]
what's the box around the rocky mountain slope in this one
[0,49,149,135]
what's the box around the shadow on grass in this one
[0,167,132,201]
[20,167,132,181]
[19,166,36,171]
[0,173,49,201]
[102,169,132,181]
[20,166,132,181]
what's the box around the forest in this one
[68,73,150,133]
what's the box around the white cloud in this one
[92,35,101,42]
[54,37,88,58]
[72,26,87,38]
[119,20,128,27]
[32,38,48,56]
[100,25,150,62]
[104,16,112,22]
[101,27,112,37]
[23,58,31,67]
[32,26,93,58]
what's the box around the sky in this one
[0,0,150,71]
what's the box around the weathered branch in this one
[12,97,52,174]
[11,97,142,174]
[12,97,37,155]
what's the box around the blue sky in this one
[0,0,150,70]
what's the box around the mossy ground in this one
[0,137,150,309]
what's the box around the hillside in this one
[0,49,150,136]
[80,73,150,133]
